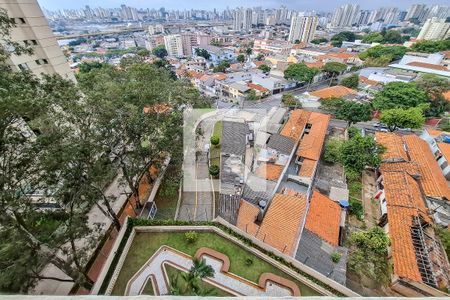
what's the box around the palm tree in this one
[190,258,215,279]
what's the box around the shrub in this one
[209,165,220,177]
[184,231,199,243]
[349,198,364,221]
[245,258,253,266]
[331,252,342,263]
[323,139,342,163]
[210,135,220,146]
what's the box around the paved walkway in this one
[361,170,379,228]
[125,246,296,296]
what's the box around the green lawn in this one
[209,121,222,167]
[165,264,232,296]
[153,164,181,220]
[111,232,320,296]
[141,278,154,295]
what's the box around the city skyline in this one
[38,0,450,12]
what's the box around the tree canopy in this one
[258,64,270,73]
[284,63,319,82]
[372,82,428,110]
[330,31,359,47]
[195,48,211,60]
[152,45,168,58]
[410,39,450,53]
[340,74,359,89]
[323,62,347,76]
[323,98,372,127]
[380,106,426,132]
[416,74,450,117]
[359,45,407,65]
[311,37,328,44]
[237,54,245,63]
[212,60,230,73]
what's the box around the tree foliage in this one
[284,63,319,82]
[152,45,168,58]
[380,106,426,131]
[372,82,428,110]
[237,54,245,63]
[331,31,358,47]
[78,61,106,73]
[258,64,270,73]
[195,48,211,60]
[323,62,347,76]
[213,60,230,73]
[348,227,391,285]
[311,37,328,44]
[359,45,407,63]
[416,74,450,117]
[340,74,359,89]
[322,98,372,126]
[410,39,450,53]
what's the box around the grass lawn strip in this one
[111,232,319,296]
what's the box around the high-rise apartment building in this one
[288,14,318,44]
[331,4,360,28]
[427,5,450,20]
[180,33,198,57]
[233,8,243,31]
[405,4,428,22]
[242,8,253,31]
[417,17,450,41]
[163,34,184,57]
[148,24,164,35]
[0,0,75,81]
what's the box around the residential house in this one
[374,132,450,296]
[192,45,237,66]
[309,85,357,100]
[390,52,450,77]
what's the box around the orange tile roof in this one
[375,132,408,162]
[255,163,284,181]
[236,200,260,236]
[280,109,310,141]
[381,171,431,282]
[379,161,420,176]
[187,70,203,79]
[296,112,331,160]
[317,52,358,61]
[406,62,448,71]
[426,128,445,137]
[212,73,227,81]
[199,74,212,81]
[359,75,379,86]
[304,61,324,68]
[310,85,356,99]
[304,191,341,246]
[403,135,450,200]
[253,61,266,66]
[298,158,317,178]
[255,193,307,256]
[438,142,450,162]
[247,82,269,93]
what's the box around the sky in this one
[37,0,449,12]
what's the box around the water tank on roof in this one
[442,135,450,143]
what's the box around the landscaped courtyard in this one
[110,231,321,296]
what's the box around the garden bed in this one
[209,121,222,167]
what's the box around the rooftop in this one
[296,112,331,161]
[309,85,356,99]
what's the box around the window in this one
[18,63,29,71]
[18,18,26,24]
[10,18,16,24]
[440,160,448,170]
[35,59,49,65]
[31,40,38,45]
[25,40,38,46]
[42,59,48,64]
[35,59,41,65]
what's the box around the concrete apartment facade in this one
[0,0,75,81]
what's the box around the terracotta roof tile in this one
[426,128,445,137]
[310,85,356,99]
[296,112,331,160]
[305,191,341,246]
[212,73,227,81]
[407,62,448,71]
[375,132,409,162]
[280,109,310,141]
[298,158,317,178]
[438,142,450,162]
[379,161,420,176]
[236,200,260,236]
[304,61,324,68]
[403,135,450,200]
[256,193,307,256]
[247,82,269,93]
[359,75,379,86]
[255,163,284,181]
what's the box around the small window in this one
[18,63,29,71]
[35,59,41,65]
[42,59,48,64]
[441,160,448,170]
[24,40,29,46]
[18,18,26,24]
[10,18,16,24]
[31,40,38,45]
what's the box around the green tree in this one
[281,93,297,107]
[237,54,245,63]
[323,138,343,163]
[340,132,383,173]
[194,48,211,60]
[247,89,258,101]
[362,32,384,43]
[258,64,270,73]
[323,62,347,77]
[209,165,220,177]
[372,82,428,110]
[210,135,220,146]
[348,227,391,284]
[256,53,265,61]
[359,45,407,62]
[330,31,358,47]
[311,37,328,44]
[137,49,150,57]
[380,106,426,132]
[416,74,450,117]
[340,74,359,89]
[152,45,168,58]
[213,60,230,73]
[245,47,252,56]
[410,40,450,53]
[382,30,403,44]
[284,63,319,82]
[190,258,215,279]
[78,61,106,73]
[335,101,372,127]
